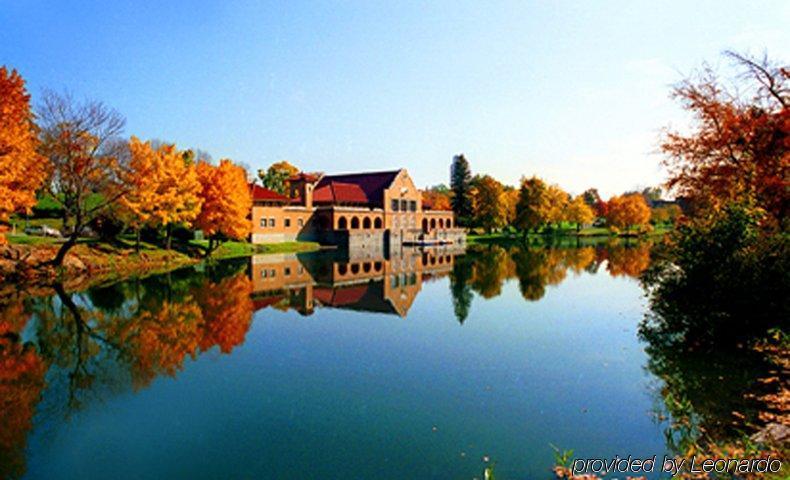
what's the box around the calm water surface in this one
[4,242,680,479]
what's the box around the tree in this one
[195,159,252,256]
[651,204,682,225]
[472,175,505,233]
[450,154,473,225]
[581,188,601,209]
[257,160,298,195]
[565,195,595,232]
[500,187,520,227]
[515,176,549,236]
[121,137,203,250]
[422,188,451,210]
[37,91,128,266]
[606,193,651,232]
[661,51,788,226]
[543,184,570,227]
[0,67,48,244]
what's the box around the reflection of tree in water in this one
[0,298,47,480]
[449,255,474,324]
[449,242,649,323]
[0,262,255,477]
[604,241,652,278]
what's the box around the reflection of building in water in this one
[249,247,464,317]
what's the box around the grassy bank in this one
[467,225,673,244]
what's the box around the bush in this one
[640,202,789,347]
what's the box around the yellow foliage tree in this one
[565,195,596,232]
[195,159,252,256]
[606,194,652,232]
[500,188,520,226]
[121,137,203,249]
[542,184,570,227]
[472,175,506,233]
[0,67,48,244]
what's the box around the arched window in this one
[374,217,383,229]
[338,264,348,275]
[338,217,348,230]
[351,263,360,274]
[438,218,444,229]
[447,218,453,228]
[430,218,436,230]
[363,217,371,229]
[422,218,429,232]
[373,261,382,272]
[351,217,360,229]
[363,262,371,273]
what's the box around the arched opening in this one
[351,263,360,274]
[363,262,371,273]
[430,218,436,230]
[338,216,348,230]
[363,217,371,229]
[438,218,444,229]
[422,218,429,232]
[447,218,452,228]
[338,264,348,275]
[373,261,382,272]
[351,217,360,229]
[422,253,429,266]
[445,255,451,263]
[430,256,436,265]
[374,217,382,229]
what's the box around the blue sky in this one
[2,0,788,197]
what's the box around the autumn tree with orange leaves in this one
[661,51,788,225]
[121,137,203,250]
[195,159,252,256]
[0,67,48,244]
[606,193,651,232]
[421,188,452,211]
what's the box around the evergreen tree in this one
[450,154,473,225]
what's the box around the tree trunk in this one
[52,232,79,267]
[135,228,141,252]
[165,224,172,250]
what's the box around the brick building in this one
[250,169,464,248]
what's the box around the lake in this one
[1,241,746,479]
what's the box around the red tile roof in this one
[250,184,289,202]
[312,170,400,206]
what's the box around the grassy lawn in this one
[6,233,62,246]
[188,239,321,259]
[468,224,674,244]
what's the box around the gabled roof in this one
[312,170,401,206]
[250,184,289,203]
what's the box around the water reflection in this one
[0,241,659,479]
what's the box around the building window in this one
[363,217,371,229]
[269,218,276,228]
[260,218,267,227]
[374,217,382,229]
[297,218,304,227]
[391,199,399,211]
[284,267,291,276]
[400,199,407,211]
[285,218,291,227]
[270,269,276,277]
[409,200,416,212]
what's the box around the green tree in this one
[257,160,299,195]
[450,154,473,226]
